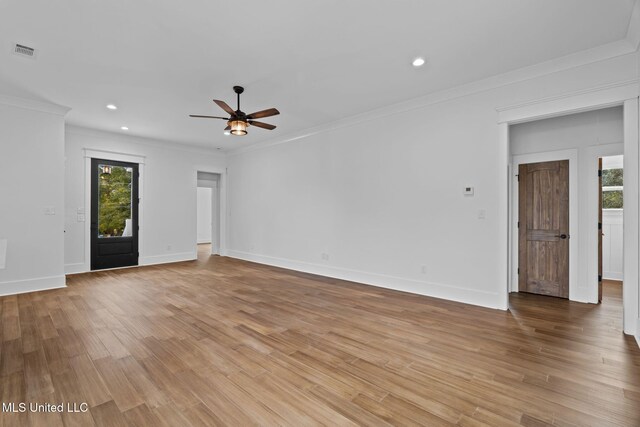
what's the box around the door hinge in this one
[516,174,520,182]
[598,169,602,177]
[598,274,602,282]
[517,221,520,229]
[517,268,520,275]
[598,222,602,230]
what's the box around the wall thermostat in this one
[464,186,474,196]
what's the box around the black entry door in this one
[91,158,139,270]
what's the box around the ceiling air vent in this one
[13,43,36,58]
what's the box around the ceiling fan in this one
[190,86,279,136]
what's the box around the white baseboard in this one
[0,275,66,297]
[226,250,502,310]
[603,272,624,281]
[197,240,212,244]
[636,318,640,349]
[140,251,196,266]
[65,263,88,275]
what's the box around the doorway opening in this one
[600,155,624,307]
[196,171,221,258]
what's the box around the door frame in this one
[83,149,146,272]
[497,81,639,337]
[511,151,578,299]
[194,166,227,256]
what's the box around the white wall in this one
[510,107,624,302]
[197,187,213,244]
[64,126,225,273]
[0,97,68,296]
[226,52,638,310]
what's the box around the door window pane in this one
[602,169,623,186]
[98,164,133,238]
[603,190,623,209]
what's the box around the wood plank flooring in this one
[1,247,639,426]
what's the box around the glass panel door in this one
[91,158,139,270]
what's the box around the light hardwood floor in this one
[1,246,639,426]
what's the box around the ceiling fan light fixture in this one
[229,119,247,136]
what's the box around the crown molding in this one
[66,125,226,158]
[496,78,640,113]
[228,40,637,157]
[0,93,70,116]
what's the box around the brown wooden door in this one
[519,160,569,298]
[598,158,603,302]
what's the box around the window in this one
[602,168,623,209]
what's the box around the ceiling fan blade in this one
[224,126,231,131]
[213,99,236,115]
[189,115,229,120]
[246,108,280,120]
[248,120,276,130]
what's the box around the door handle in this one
[555,234,569,239]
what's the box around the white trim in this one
[499,88,639,337]
[194,166,228,256]
[140,251,196,266]
[0,93,70,116]
[0,275,66,297]
[497,80,638,124]
[67,125,225,158]
[604,272,624,281]
[83,149,146,272]
[623,98,639,335]
[64,263,86,275]
[227,250,502,309]
[511,150,580,301]
[84,148,146,165]
[228,49,638,157]
[498,123,510,310]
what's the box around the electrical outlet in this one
[166,244,172,251]
[321,253,329,261]
[421,265,427,274]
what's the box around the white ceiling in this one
[0,0,636,150]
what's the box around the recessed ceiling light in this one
[412,57,426,67]
[120,126,129,131]
[106,104,118,110]
[223,130,231,136]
